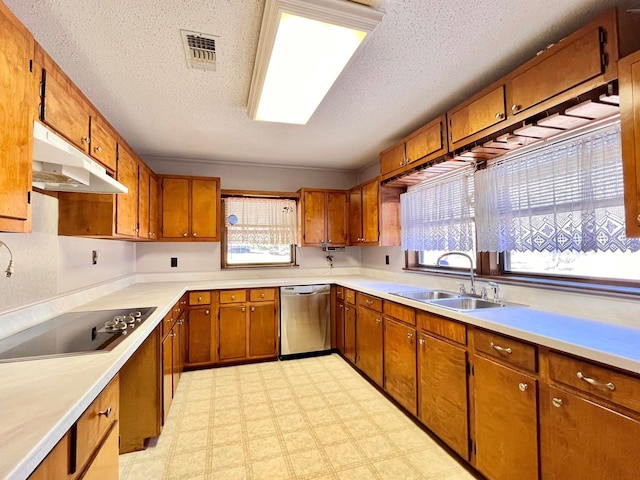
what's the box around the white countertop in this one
[2,274,640,480]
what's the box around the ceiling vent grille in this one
[181,30,219,71]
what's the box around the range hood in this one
[32,121,128,194]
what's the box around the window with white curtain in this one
[475,121,640,280]
[400,166,476,268]
[223,197,297,267]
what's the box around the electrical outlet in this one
[385,255,390,265]
[171,257,178,268]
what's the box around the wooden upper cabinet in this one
[149,173,160,240]
[361,179,380,244]
[448,86,506,147]
[380,116,447,181]
[620,49,640,237]
[300,189,347,246]
[0,3,34,233]
[380,143,406,178]
[90,114,117,173]
[160,176,220,241]
[348,187,363,244]
[115,145,139,237]
[508,27,604,117]
[138,164,150,240]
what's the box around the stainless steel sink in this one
[392,290,459,301]
[427,297,513,311]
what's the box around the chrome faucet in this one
[436,252,476,295]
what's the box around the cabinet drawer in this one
[189,291,211,306]
[76,376,119,474]
[161,310,175,338]
[383,301,415,326]
[220,290,247,304]
[418,312,466,345]
[474,329,536,372]
[250,288,276,302]
[549,351,640,412]
[357,293,382,312]
[345,289,356,305]
[336,286,344,299]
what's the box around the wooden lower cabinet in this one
[472,355,538,480]
[336,300,345,354]
[541,385,640,480]
[418,332,468,459]
[383,318,417,414]
[217,289,278,364]
[356,305,383,387]
[28,432,71,480]
[343,304,357,363]
[186,306,214,366]
[162,330,174,423]
[80,422,119,480]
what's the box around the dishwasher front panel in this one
[280,285,331,359]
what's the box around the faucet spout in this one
[436,252,475,295]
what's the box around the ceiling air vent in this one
[181,30,219,71]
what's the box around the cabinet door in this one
[115,147,139,237]
[473,355,538,480]
[344,305,357,363]
[161,177,190,238]
[249,302,277,358]
[380,143,406,177]
[138,165,150,240]
[187,307,213,365]
[356,307,383,387]
[406,117,445,165]
[80,423,119,480]
[383,318,417,414]
[326,191,348,245]
[449,86,506,145]
[162,333,173,424]
[0,4,33,231]
[348,187,363,244]
[41,69,91,154]
[418,333,468,459]
[89,116,117,172]
[172,320,183,393]
[361,180,379,244]
[28,432,71,480]
[302,190,326,245]
[620,50,640,237]
[508,27,603,117]
[541,385,640,480]
[149,174,159,240]
[191,178,219,239]
[218,306,247,361]
[336,301,345,354]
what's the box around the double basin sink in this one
[391,289,522,312]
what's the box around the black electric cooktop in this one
[0,307,157,363]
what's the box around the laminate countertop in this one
[2,275,640,480]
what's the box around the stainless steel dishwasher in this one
[279,285,331,360]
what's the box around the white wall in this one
[0,193,135,314]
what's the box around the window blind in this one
[475,122,640,253]
[224,197,297,246]
[400,166,475,251]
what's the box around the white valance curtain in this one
[475,122,640,253]
[224,197,297,246]
[400,166,475,251]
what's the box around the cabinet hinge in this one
[466,362,474,376]
[599,27,607,46]
[469,438,477,456]
[601,52,609,69]
[29,59,33,73]
[27,190,31,205]
[39,103,45,121]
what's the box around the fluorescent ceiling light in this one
[247,0,384,125]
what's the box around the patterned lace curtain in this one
[475,122,640,253]
[400,166,475,251]
[224,197,297,246]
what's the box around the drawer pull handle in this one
[577,371,615,391]
[98,407,112,418]
[365,299,373,305]
[552,397,563,408]
[490,342,512,354]
[518,383,528,392]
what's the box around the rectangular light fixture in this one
[247,0,384,125]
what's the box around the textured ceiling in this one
[5,0,637,170]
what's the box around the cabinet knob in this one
[241,307,246,312]
[166,317,172,323]
[94,146,103,153]
[205,309,210,315]
[170,332,176,337]
[375,318,381,324]
[339,304,343,309]
[251,306,255,312]
[81,136,90,144]
[495,112,504,119]
[511,104,521,112]
[407,332,413,339]
[637,214,640,223]
[552,397,563,408]
[98,407,112,418]
[231,295,236,300]
[518,383,528,392]
[260,293,265,298]
[183,232,188,237]
[198,296,202,301]
[192,232,197,237]
[419,338,425,345]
